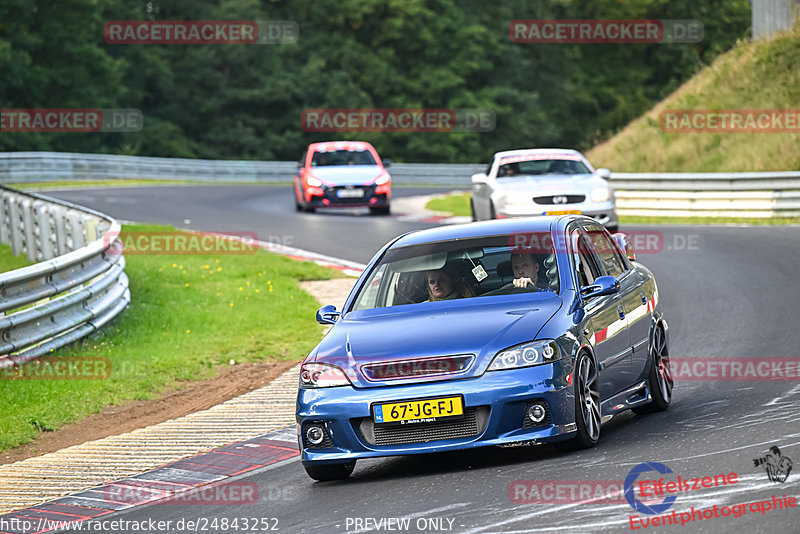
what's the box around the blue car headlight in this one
[487,340,560,371]
[300,363,351,388]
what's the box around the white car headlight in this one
[300,363,351,388]
[503,192,530,205]
[375,173,390,185]
[487,340,560,371]
[590,187,611,202]
[307,176,322,187]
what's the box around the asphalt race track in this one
[47,185,800,533]
[48,185,452,264]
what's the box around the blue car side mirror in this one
[580,275,620,299]
[316,304,341,325]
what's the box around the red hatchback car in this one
[294,141,392,215]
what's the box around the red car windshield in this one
[311,149,377,167]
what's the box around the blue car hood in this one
[311,294,563,388]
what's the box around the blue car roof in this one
[391,216,571,248]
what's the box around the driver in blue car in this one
[510,252,540,289]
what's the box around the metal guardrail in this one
[0,151,482,185]
[0,151,296,183]
[0,185,129,367]
[611,172,800,217]
[1,151,798,217]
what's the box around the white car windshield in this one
[498,159,590,177]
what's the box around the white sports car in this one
[470,149,618,231]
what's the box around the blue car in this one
[296,215,673,481]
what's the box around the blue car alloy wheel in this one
[296,215,670,480]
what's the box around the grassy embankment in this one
[428,26,800,224]
[587,26,799,172]
[0,224,341,450]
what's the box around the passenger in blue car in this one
[510,252,540,289]
[426,268,475,301]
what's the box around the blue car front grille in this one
[357,407,489,446]
[361,355,474,381]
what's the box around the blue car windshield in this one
[351,234,559,311]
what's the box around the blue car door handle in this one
[640,291,647,304]
[617,305,625,318]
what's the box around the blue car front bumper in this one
[296,362,578,465]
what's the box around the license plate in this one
[336,188,364,198]
[544,210,580,215]
[373,396,463,425]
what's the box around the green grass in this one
[0,243,32,272]
[426,193,471,217]
[587,24,800,172]
[425,192,800,225]
[0,223,343,450]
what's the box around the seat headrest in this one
[497,260,513,278]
